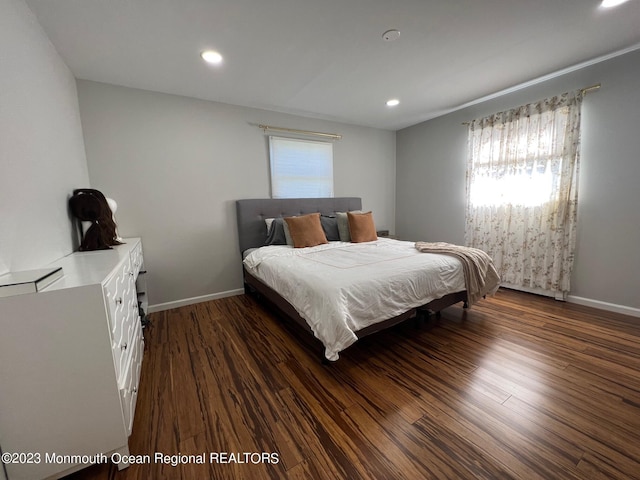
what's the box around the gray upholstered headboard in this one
[236,197,362,254]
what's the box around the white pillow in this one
[265,218,275,233]
[282,218,293,246]
[336,210,362,241]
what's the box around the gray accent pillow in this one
[264,218,288,245]
[320,215,340,241]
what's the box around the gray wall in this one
[0,0,89,275]
[77,81,396,308]
[397,49,640,311]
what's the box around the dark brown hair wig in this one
[69,188,123,251]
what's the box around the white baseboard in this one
[501,283,565,300]
[147,287,640,319]
[148,288,245,313]
[566,295,640,318]
[502,283,640,318]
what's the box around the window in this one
[468,113,570,208]
[269,136,333,198]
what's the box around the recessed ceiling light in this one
[201,50,223,64]
[386,99,400,107]
[600,0,630,8]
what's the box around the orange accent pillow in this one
[347,211,377,243]
[284,213,328,248]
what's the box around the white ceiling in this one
[25,0,640,130]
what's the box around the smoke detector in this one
[382,29,400,42]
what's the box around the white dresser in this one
[0,239,146,480]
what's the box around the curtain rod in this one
[461,83,601,125]
[258,124,342,140]
[580,83,601,95]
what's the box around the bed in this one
[236,197,482,362]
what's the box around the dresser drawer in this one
[114,302,141,388]
[104,262,130,352]
[120,329,144,435]
[104,257,138,385]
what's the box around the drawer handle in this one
[121,342,128,351]
[133,388,137,394]
[116,297,123,305]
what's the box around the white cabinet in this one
[0,239,145,479]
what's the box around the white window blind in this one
[269,136,334,198]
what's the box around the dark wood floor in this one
[67,288,640,480]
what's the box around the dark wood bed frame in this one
[236,197,468,362]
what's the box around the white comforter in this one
[243,238,465,361]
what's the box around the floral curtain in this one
[465,91,583,299]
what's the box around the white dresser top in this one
[44,238,141,291]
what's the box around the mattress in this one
[243,237,465,360]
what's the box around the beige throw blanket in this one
[415,242,501,306]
